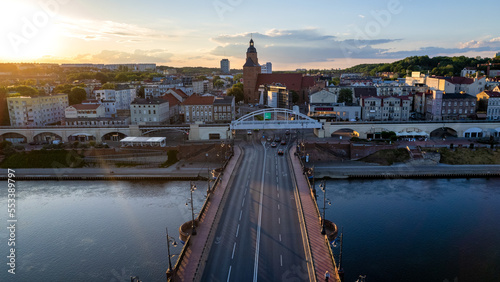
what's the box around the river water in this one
[318,177,500,282]
[0,181,206,282]
[1,178,499,282]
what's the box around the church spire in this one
[247,38,256,53]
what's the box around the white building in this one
[7,93,68,126]
[261,62,272,74]
[130,98,170,125]
[94,88,137,111]
[65,103,105,119]
[461,67,477,77]
[487,92,500,120]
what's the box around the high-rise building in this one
[220,59,230,74]
[261,62,272,74]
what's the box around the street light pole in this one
[165,226,177,280]
[320,180,327,235]
[190,183,197,236]
[206,153,210,195]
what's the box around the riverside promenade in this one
[290,146,340,282]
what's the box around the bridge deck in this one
[290,146,339,282]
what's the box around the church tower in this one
[243,39,261,103]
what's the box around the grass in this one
[436,148,500,165]
[0,149,86,168]
[358,148,411,165]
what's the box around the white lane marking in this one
[232,242,237,259]
[279,234,282,242]
[277,193,279,198]
[278,217,281,224]
[244,188,247,196]
[280,255,283,267]
[253,146,267,282]
[242,197,245,207]
[236,224,240,238]
[239,210,242,221]
[227,265,232,282]
[278,204,280,210]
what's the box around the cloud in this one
[57,17,175,42]
[210,29,500,65]
[37,49,174,64]
[210,29,400,63]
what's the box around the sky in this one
[1,0,500,70]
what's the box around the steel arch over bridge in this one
[231,108,322,130]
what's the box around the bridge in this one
[321,120,500,139]
[231,108,322,130]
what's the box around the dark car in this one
[285,130,290,135]
[281,140,286,145]
[274,136,281,142]
[271,142,277,148]
[278,149,284,155]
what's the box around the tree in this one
[227,82,244,103]
[233,73,243,82]
[101,83,116,90]
[338,88,353,104]
[329,77,340,86]
[115,73,129,82]
[137,86,145,98]
[214,79,225,89]
[9,85,40,96]
[69,87,87,105]
[95,72,110,84]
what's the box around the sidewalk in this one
[290,147,339,282]
[172,146,242,281]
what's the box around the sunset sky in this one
[1,0,499,70]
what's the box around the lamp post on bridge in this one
[186,183,197,236]
[319,180,331,235]
[206,153,210,196]
[165,226,178,279]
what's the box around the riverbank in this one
[3,161,500,180]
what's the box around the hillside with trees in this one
[344,55,500,77]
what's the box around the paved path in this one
[172,146,242,281]
[290,146,339,282]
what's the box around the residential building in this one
[426,76,486,96]
[487,92,500,120]
[130,98,170,125]
[182,95,215,123]
[380,96,412,121]
[65,103,105,119]
[220,59,230,74]
[213,96,236,123]
[164,88,189,103]
[461,67,477,77]
[94,88,137,111]
[261,62,272,74]
[426,91,476,120]
[7,93,68,126]
[361,96,382,121]
[161,94,181,124]
[308,89,360,121]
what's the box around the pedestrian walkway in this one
[290,146,340,282]
[172,146,242,281]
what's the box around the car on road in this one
[285,130,290,135]
[271,142,277,148]
[267,137,272,142]
[277,149,284,155]
[280,140,286,145]
[247,130,252,135]
[274,136,281,142]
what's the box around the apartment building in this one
[130,98,170,125]
[94,88,137,110]
[182,95,215,123]
[213,96,235,123]
[426,91,476,120]
[7,93,68,126]
[486,92,500,120]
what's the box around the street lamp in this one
[165,227,178,279]
[186,183,197,236]
[320,180,331,235]
[206,153,210,195]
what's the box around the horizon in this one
[1,0,499,71]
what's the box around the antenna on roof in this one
[251,33,253,39]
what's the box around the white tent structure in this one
[120,137,166,147]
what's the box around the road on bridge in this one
[202,131,308,281]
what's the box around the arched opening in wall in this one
[430,127,458,139]
[33,132,63,144]
[209,133,221,140]
[331,128,359,139]
[463,127,484,138]
[68,133,96,143]
[366,128,390,140]
[102,132,127,142]
[1,133,27,143]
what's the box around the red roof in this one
[182,95,215,106]
[162,93,180,106]
[70,104,101,110]
[169,88,188,98]
[445,77,474,85]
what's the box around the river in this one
[1,178,499,282]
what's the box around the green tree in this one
[214,79,225,89]
[233,73,243,82]
[101,83,116,90]
[9,85,40,96]
[137,86,145,98]
[54,84,74,94]
[115,73,129,82]
[95,72,110,83]
[69,87,87,105]
[338,88,353,104]
[329,77,340,86]
[227,82,244,103]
